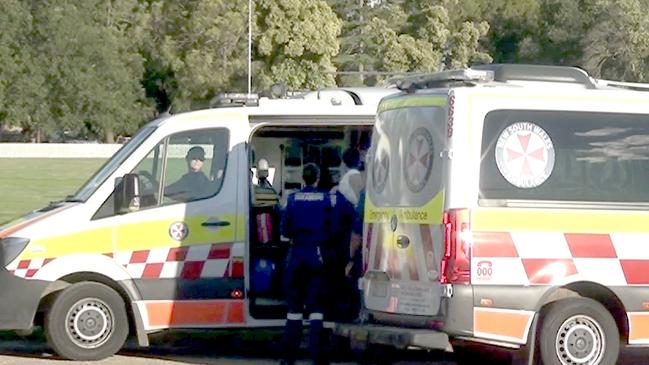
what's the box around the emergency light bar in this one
[210,93,259,108]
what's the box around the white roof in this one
[155,87,398,127]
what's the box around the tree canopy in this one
[1,0,648,142]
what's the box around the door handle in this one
[396,235,410,248]
[201,220,231,227]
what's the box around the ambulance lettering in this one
[447,93,455,138]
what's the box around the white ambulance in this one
[0,88,396,360]
[336,64,649,365]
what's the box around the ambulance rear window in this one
[368,104,446,207]
[479,109,649,204]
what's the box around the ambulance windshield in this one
[71,125,157,202]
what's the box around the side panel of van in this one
[364,94,448,320]
[471,105,649,344]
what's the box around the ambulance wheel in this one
[44,282,129,361]
[539,297,619,365]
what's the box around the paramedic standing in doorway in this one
[280,163,330,365]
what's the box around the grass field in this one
[0,158,106,223]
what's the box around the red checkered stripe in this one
[5,242,244,280]
[5,258,54,279]
[472,231,649,286]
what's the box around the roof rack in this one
[394,64,599,92]
[596,79,649,92]
[393,69,494,91]
[210,93,259,108]
[472,64,597,88]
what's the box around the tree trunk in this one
[104,129,115,143]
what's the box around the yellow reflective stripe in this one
[365,191,445,224]
[473,208,649,233]
[28,227,113,259]
[117,215,238,249]
[378,95,447,113]
[25,214,243,259]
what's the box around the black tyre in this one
[44,282,129,360]
[539,297,619,365]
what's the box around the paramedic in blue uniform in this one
[280,162,330,365]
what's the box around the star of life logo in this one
[495,122,555,188]
[372,150,389,193]
[169,221,189,241]
[405,128,434,193]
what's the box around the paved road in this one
[1,330,647,365]
[0,330,457,365]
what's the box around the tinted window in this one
[480,110,649,203]
[368,105,446,207]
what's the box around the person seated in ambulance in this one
[253,159,279,205]
[164,146,213,201]
[252,158,280,244]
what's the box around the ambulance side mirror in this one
[114,173,140,215]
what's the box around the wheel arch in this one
[37,272,149,347]
[534,281,628,342]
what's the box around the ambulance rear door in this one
[364,93,449,319]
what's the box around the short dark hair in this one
[342,148,360,169]
[302,163,320,185]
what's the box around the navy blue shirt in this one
[281,186,331,249]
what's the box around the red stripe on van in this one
[472,232,518,258]
[620,260,649,285]
[372,225,384,271]
[565,233,617,258]
[388,235,400,280]
[420,224,436,281]
[363,223,373,273]
[522,259,577,284]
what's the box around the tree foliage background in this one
[1,0,648,142]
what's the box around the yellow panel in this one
[473,208,649,233]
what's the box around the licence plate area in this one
[363,271,441,316]
[391,282,438,315]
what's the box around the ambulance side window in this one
[479,110,649,204]
[160,129,229,205]
[93,128,229,219]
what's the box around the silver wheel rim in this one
[555,314,605,365]
[65,298,114,349]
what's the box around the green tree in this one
[446,0,540,63]
[328,0,407,86]
[254,0,342,91]
[330,0,491,86]
[0,0,52,141]
[143,0,249,112]
[32,0,153,142]
[580,0,649,81]
[534,0,649,81]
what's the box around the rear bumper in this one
[334,322,451,351]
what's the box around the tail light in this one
[441,208,471,284]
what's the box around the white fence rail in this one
[0,143,121,158]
